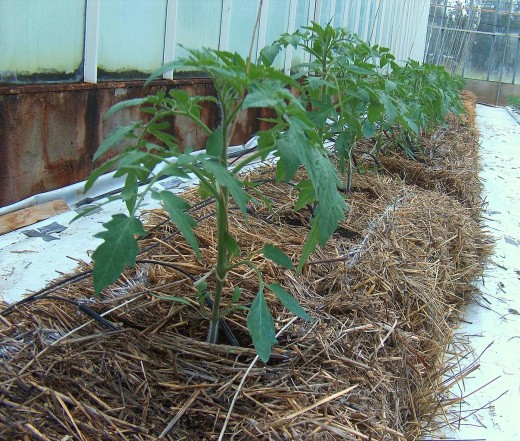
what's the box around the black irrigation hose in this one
[33,295,118,331]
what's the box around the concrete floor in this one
[437,105,520,440]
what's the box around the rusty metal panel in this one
[0,79,263,207]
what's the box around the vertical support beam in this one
[329,0,336,25]
[379,0,391,47]
[497,0,514,105]
[314,0,322,24]
[353,0,362,36]
[341,0,350,29]
[284,0,298,73]
[163,0,179,80]
[84,0,100,84]
[219,0,232,51]
[257,0,270,61]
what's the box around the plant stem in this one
[207,185,230,344]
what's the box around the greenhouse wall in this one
[425,0,520,105]
[0,0,430,207]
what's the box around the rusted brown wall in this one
[0,79,260,207]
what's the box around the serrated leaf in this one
[262,244,294,270]
[259,43,283,66]
[362,119,376,138]
[104,97,149,120]
[247,289,277,363]
[121,171,138,213]
[243,81,290,109]
[153,191,200,258]
[276,130,302,181]
[298,146,346,244]
[92,214,145,294]
[206,126,224,159]
[201,159,250,218]
[94,124,136,161]
[267,284,312,321]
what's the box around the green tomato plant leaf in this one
[247,288,277,363]
[92,214,146,295]
[94,124,137,161]
[267,283,312,321]
[104,97,149,120]
[262,244,294,270]
[152,191,201,259]
[201,159,251,218]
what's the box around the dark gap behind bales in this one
[0,92,492,440]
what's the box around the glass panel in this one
[0,0,85,83]
[514,37,520,84]
[357,1,368,39]
[227,0,261,58]
[479,2,498,33]
[489,35,512,81]
[174,0,223,60]
[463,32,492,80]
[98,0,167,80]
[510,8,520,35]
[265,0,291,68]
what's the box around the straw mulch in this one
[379,90,481,217]
[0,92,492,440]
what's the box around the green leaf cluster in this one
[84,23,465,363]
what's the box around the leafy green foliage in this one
[247,289,277,362]
[262,244,294,270]
[152,191,200,258]
[85,46,348,362]
[85,23,465,363]
[263,22,465,184]
[507,95,520,109]
[92,214,145,294]
[267,284,313,322]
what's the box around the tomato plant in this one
[84,47,347,362]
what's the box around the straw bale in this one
[0,94,492,440]
[379,90,482,217]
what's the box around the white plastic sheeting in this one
[436,105,520,440]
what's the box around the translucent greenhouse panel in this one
[357,1,369,41]
[489,35,516,82]
[174,0,223,61]
[345,1,362,35]
[0,0,85,83]
[333,1,345,29]
[319,0,332,26]
[226,0,261,58]
[97,0,167,80]
[291,0,310,70]
[264,0,291,69]
[463,33,492,80]
[514,38,520,84]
